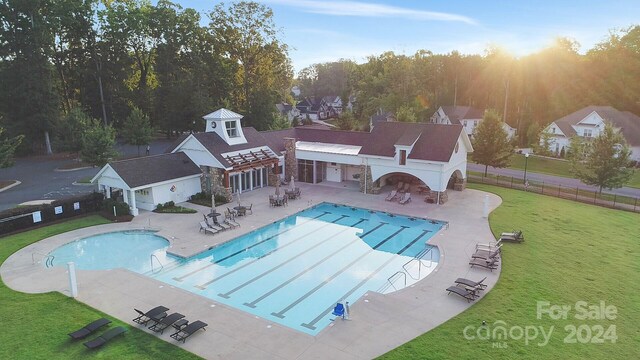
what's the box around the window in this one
[463,120,467,127]
[399,150,407,165]
[225,120,238,137]
[551,127,555,134]
[584,129,592,138]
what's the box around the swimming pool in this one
[50,203,444,335]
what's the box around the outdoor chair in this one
[469,257,499,271]
[399,192,412,205]
[472,245,502,260]
[68,318,112,340]
[500,230,524,243]
[476,239,501,251]
[213,218,232,231]
[199,221,219,235]
[385,190,399,201]
[225,218,240,228]
[133,306,169,325]
[83,326,127,349]
[454,277,488,290]
[148,313,185,334]
[331,303,346,319]
[396,181,404,191]
[227,207,238,218]
[269,195,276,207]
[446,286,478,302]
[170,320,208,343]
[246,204,253,214]
[294,188,301,199]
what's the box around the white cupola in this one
[202,108,247,145]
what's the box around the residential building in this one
[541,105,640,161]
[431,106,517,140]
[275,103,300,123]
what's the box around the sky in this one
[176,0,640,74]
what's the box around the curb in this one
[0,180,21,193]
[54,166,94,172]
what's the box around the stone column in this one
[284,137,297,181]
[359,165,375,194]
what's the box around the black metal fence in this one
[468,173,640,213]
[0,192,104,236]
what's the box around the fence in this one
[0,192,104,236]
[468,173,640,213]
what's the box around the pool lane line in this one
[300,229,432,330]
[396,229,431,254]
[241,219,371,307]
[194,216,360,290]
[172,211,330,282]
[270,225,407,319]
[218,218,367,298]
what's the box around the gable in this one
[172,135,224,168]
[577,111,605,126]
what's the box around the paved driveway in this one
[0,139,175,211]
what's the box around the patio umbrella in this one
[290,175,295,190]
[236,191,241,206]
[275,178,281,196]
[211,193,216,215]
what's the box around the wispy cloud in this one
[263,0,477,24]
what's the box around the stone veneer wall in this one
[358,165,378,194]
[284,137,297,181]
[200,166,232,202]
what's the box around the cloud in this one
[263,0,477,24]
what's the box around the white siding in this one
[150,177,201,208]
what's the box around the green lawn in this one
[380,184,640,360]
[0,215,202,360]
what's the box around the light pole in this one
[523,153,530,185]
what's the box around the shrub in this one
[155,203,164,211]
[164,201,175,207]
[214,194,228,205]
[190,191,210,200]
[102,198,130,216]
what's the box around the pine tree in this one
[80,120,118,167]
[471,109,514,175]
[0,127,24,168]
[122,107,153,156]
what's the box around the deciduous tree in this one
[122,107,153,156]
[80,120,118,167]
[471,109,514,175]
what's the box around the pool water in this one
[50,203,444,335]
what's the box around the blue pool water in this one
[50,203,444,335]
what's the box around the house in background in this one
[92,108,472,215]
[322,95,343,115]
[275,103,300,123]
[369,109,396,131]
[295,96,339,120]
[431,105,517,140]
[542,105,640,161]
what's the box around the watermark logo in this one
[463,301,618,348]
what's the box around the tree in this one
[534,130,554,157]
[269,113,291,130]
[335,111,356,131]
[54,108,92,153]
[569,124,633,193]
[0,126,24,168]
[471,109,514,175]
[122,107,153,156]
[396,104,418,122]
[80,120,118,167]
[208,1,292,129]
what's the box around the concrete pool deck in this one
[2,184,502,360]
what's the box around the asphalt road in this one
[467,163,640,198]
[0,139,175,211]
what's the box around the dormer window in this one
[226,120,238,137]
[399,150,407,165]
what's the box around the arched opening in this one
[447,169,465,191]
[376,172,432,194]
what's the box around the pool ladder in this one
[379,248,435,293]
[32,252,55,268]
[150,254,163,273]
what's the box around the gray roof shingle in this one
[109,152,201,188]
[553,106,640,145]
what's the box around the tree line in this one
[298,27,640,145]
[0,0,292,159]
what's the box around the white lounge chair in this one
[399,192,412,205]
[385,190,399,201]
[199,221,219,235]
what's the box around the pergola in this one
[222,149,280,187]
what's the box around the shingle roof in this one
[191,127,281,168]
[109,152,200,189]
[553,106,640,145]
[202,108,243,120]
[371,111,395,123]
[440,106,484,125]
[360,122,463,162]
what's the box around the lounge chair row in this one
[68,317,127,349]
[500,229,524,243]
[200,214,241,235]
[445,277,488,302]
[133,305,208,343]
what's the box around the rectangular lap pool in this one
[150,203,445,335]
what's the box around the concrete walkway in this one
[2,184,502,360]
